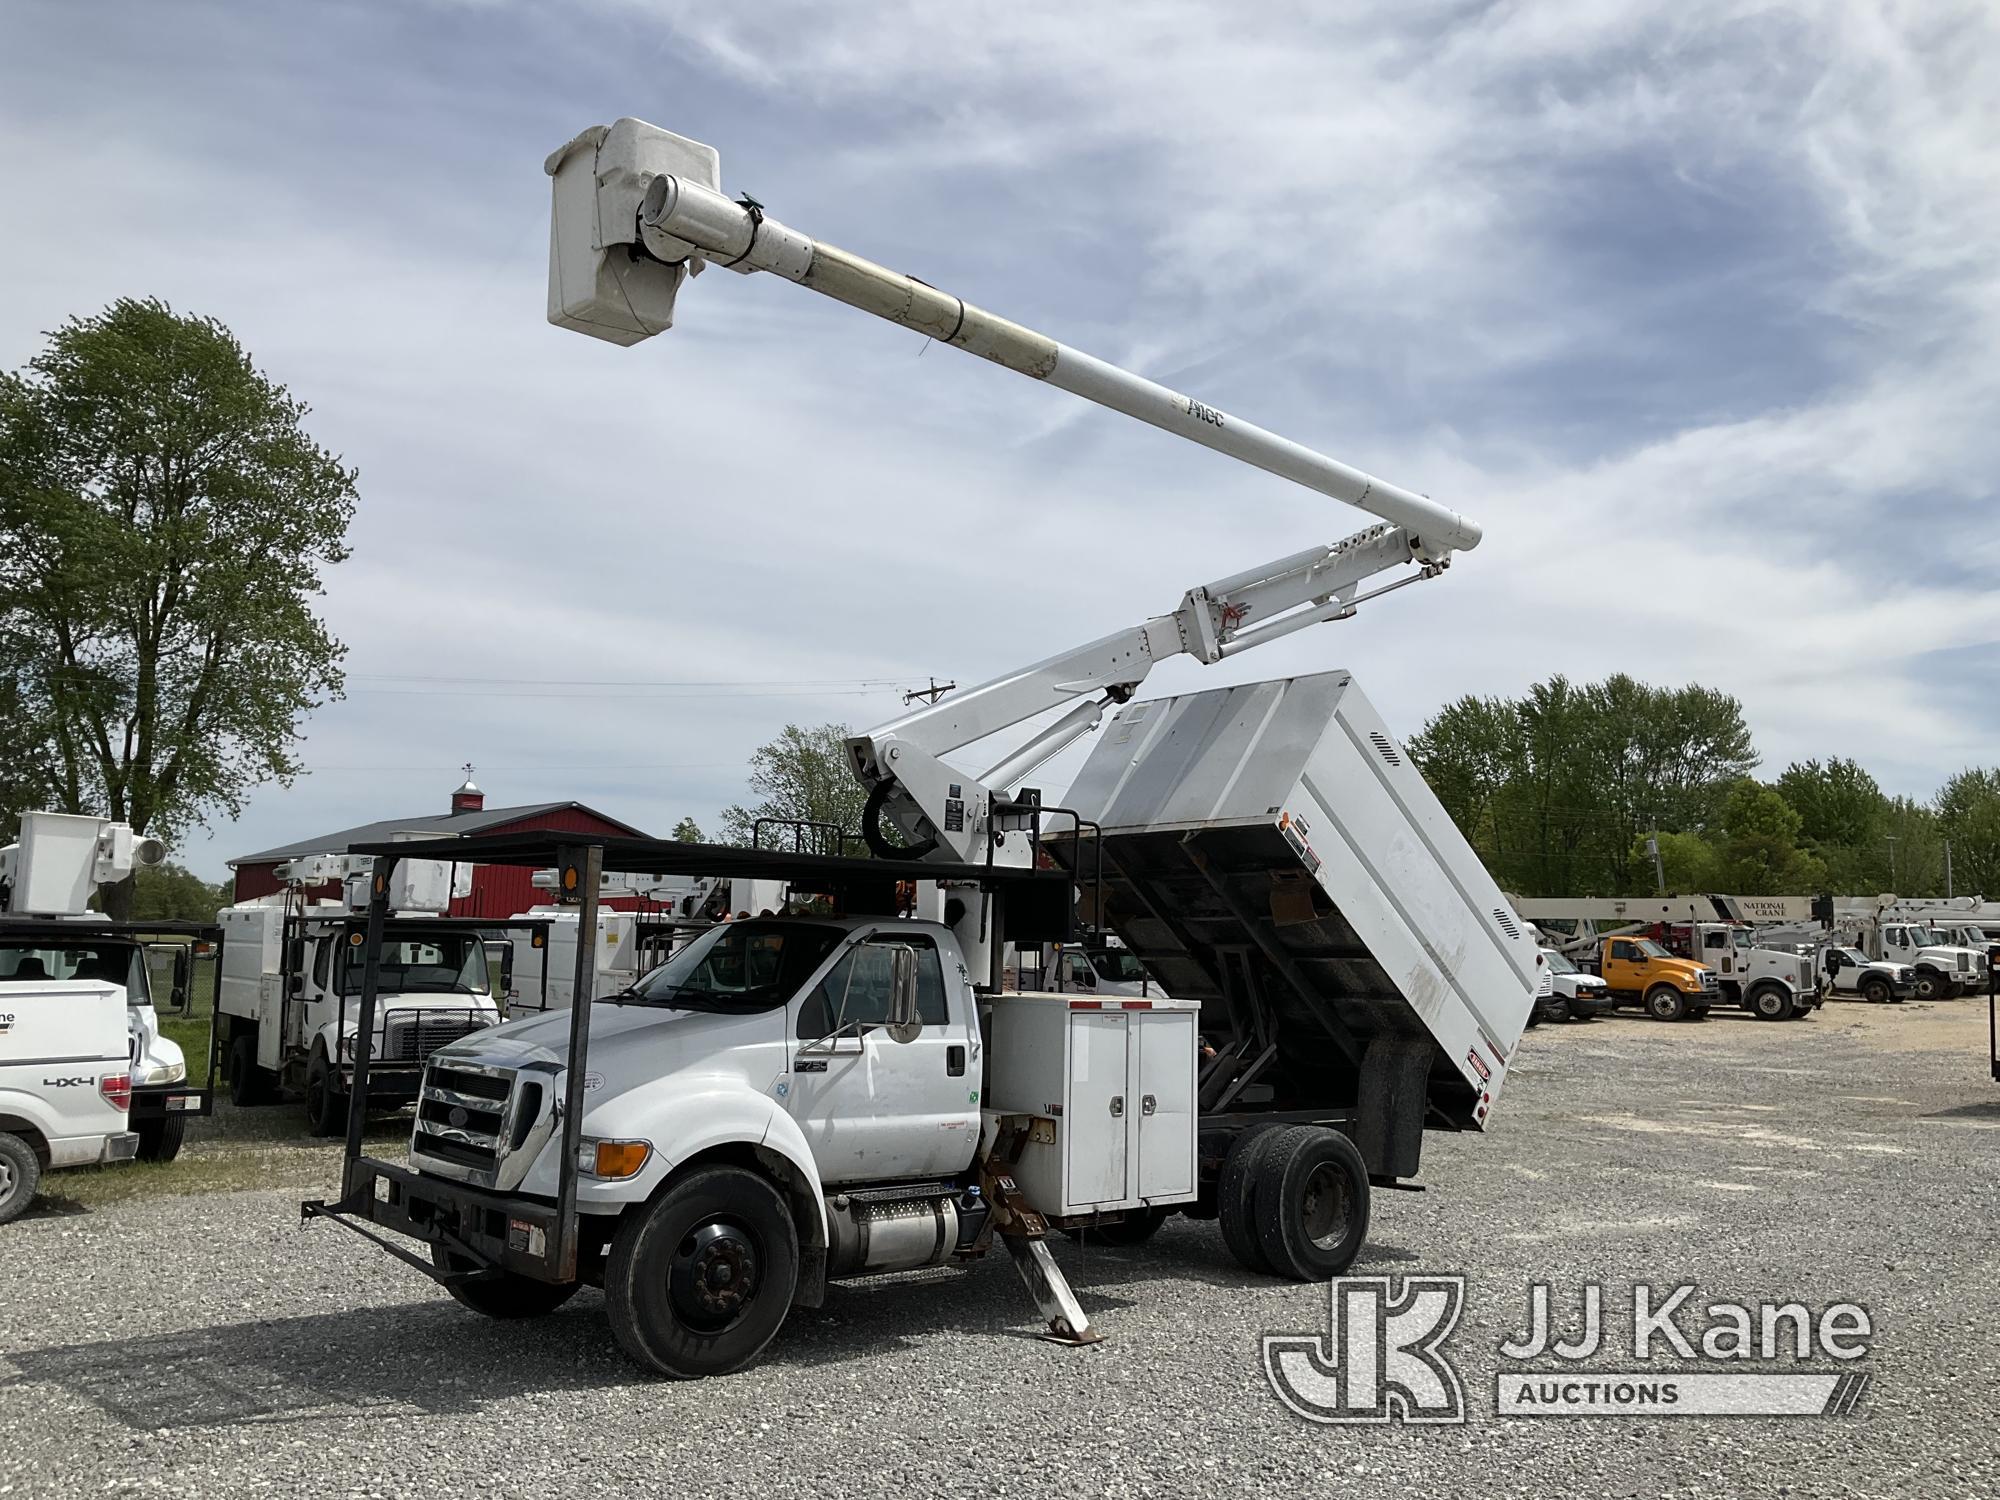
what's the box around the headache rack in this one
[301,832,1073,1285]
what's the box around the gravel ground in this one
[3,999,1996,1499]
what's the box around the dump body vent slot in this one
[1368,731,1402,767]
[1493,908,1521,941]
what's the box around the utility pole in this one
[1945,839,1954,899]
[1886,836,1899,891]
[903,677,956,707]
[1646,836,1666,895]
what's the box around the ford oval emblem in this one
[583,1072,604,1091]
[447,1106,468,1128]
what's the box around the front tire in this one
[135,1116,186,1163]
[433,1244,580,1319]
[1913,968,1948,1002]
[304,1050,345,1137]
[1750,985,1793,1021]
[604,1165,798,1379]
[1860,977,1891,1005]
[1252,1126,1371,1281]
[1645,984,1687,1022]
[0,1133,41,1226]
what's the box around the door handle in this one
[1141,1094,1157,1116]
[946,1044,966,1077]
[1109,1095,1124,1118]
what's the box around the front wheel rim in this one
[668,1219,762,1333]
[0,1159,14,1200]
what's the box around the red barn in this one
[228,776,646,919]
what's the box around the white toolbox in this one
[983,993,1200,1216]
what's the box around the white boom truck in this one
[301,117,1536,1380]
[219,853,521,1133]
[1828,897,1989,1000]
[0,812,212,1167]
[1515,895,1822,1019]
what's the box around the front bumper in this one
[1565,989,1614,1017]
[303,1157,572,1285]
[130,1082,213,1122]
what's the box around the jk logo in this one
[1263,1275,1467,1424]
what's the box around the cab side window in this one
[1610,941,1638,963]
[313,939,332,991]
[796,935,949,1038]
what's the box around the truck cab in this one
[1594,936,1718,1021]
[1047,941,1169,999]
[1856,922,1987,1000]
[1666,921,1820,1020]
[219,902,504,1134]
[1537,946,1610,1022]
[1822,945,1913,1003]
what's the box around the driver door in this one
[785,932,976,1185]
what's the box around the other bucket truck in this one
[0,812,215,1165]
[300,117,1537,1381]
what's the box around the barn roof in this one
[229,801,644,867]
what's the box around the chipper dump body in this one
[1056,671,1539,1178]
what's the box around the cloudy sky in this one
[3,1,1995,880]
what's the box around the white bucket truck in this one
[299,116,1533,1380]
[218,853,509,1133]
[0,811,210,1170]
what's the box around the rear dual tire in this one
[1218,1125,1371,1281]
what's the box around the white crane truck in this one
[0,812,214,1173]
[302,117,1538,1380]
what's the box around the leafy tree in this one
[1776,757,1887,889]
[1630,829,1721,893]
[0,298,355,916]
[131,860,231,922]
[1935,768,2000,899]
[670,815,705,843]
[719,723,866,851]
[1715,781,1826,895]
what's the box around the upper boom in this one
[545,118,1482,555]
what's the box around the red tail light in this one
[100,1072,132,1113]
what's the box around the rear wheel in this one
[135,1116,185,1163]
[1860,977,1891,1005]
[0,1133,41,1226]
[227,1032,269,1107]
[1252,1126,1371,1281]
[304,1050,345,1137]
[1645,984,1687,1022]
[1217,1125,1286,1274]
[1750,985,1793,1021]
[604,1165,798,1379]
[432,1244,580,1319]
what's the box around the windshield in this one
[1093,951,1148,982]
[0,941,149,1004]
[339,934,489,996]
[1635,938,1673,959]
[1542,949,1577,974]
[1908,927,1941,946]
[621,920,845,1013]
[1731,929,1752,950]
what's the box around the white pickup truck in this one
[0,978,135,1223]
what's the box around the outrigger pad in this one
[1001,1233,1104,1346]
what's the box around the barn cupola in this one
[451,764,485,814]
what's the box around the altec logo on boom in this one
[1264,1278,1874,1423]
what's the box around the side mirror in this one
[885,944,923,1044]
[170,947,191,1013]
[288,971,305,998]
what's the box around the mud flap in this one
[1354,1033,1432,1179]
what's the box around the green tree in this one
[1630,829,1721,893]
[0,298,355,916]
[1776,757,1887,889]
[131,860,230,922]
[719,723,866,850]
[1935,768,2000,899]
[670,815,705,843]
[1715,781,1826,895]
